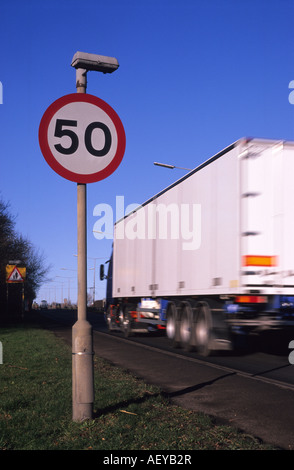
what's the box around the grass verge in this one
[0,323,277,450]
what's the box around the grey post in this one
[72,64,94,422]
[71,52,119,421]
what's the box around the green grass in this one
[0,324,277,450]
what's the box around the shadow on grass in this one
[93,390,162,418]
[94,372,235,418]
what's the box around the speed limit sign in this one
[38,93,126,183]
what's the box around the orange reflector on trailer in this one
[242,255,278,267]
[235,296,268,304]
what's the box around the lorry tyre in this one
[120,304,134,338]
[179,302,196,351]
[195,303,212,356]
[106,306,114,331]
[166,302,180,348]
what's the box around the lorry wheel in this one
[195,303,212,356]
[166,302,180,348]
[120,305,133,338]
[106,307,114,331]
[179,302,196,351]
[105,306,116,331]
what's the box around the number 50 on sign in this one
[38,93,126,184]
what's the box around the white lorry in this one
[101,137,294,355]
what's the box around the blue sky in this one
[0,0,294,304]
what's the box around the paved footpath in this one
[47,319,294,451]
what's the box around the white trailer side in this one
[107,137,294,353]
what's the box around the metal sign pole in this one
[39,51,125,422]
[72,68,94,421]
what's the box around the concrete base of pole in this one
[72,319,94,421]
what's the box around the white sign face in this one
[39,94,126,183]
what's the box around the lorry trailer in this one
[101,137,294,355]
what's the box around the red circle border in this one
[38,93,126,183]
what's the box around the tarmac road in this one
[39,309,294,449]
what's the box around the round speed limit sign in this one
[38,93,126,183]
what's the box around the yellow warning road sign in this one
[6,265,26,283]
